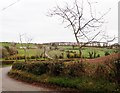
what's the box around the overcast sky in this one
[0,0,119,43]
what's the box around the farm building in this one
[111,43,120,49]
[43,41,109,47]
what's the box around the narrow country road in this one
[2,66,52,91]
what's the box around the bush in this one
[105,51,110,56]
[88,51,97,59]
[12,61,65,76]
[97,54,100,58]
[20,55,25,59]
[36,55,40,59]
[114,50,119,53]
[54,55,58,59]
[26,56,30,60]
[49,62,64,76]
[114,59,120,86]
[66,51,76,58]
[2,60,14,65]
[69,51,75,53]
[69,53,75,58]
[30,63,49,75]
[67,63,85,77]
[66,53,70,58]
[74,53,80,58]
[12,62,49,75]
[88,51,93,59]
[5,55,26,60]
[12,62,26,70]
[59,55,63,59]
[31,56,36,59]
[4,46,18,56]
[1,47,9,58]
[94,64,108,79]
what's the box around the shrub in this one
[12,62,49,75]
[54,55,58,59]
[12,61,65,76]
[12,62,26,70]
[59,55,63,59]
[5,55,26,60]
[4,46,18,56]
[74,53,80,58]
[97,54,100,58]
[26,56,30,60]
[61,53,64,58]
[2,60,14,65]
[66,53,70,58]
[36,55,40,59]
[69,53,74,58]
[49,62,64,76]
[94,64,108,79]
[29,63,49,75]
[5,57,9,60]
[114,50,119,53]
[67,63,85,77]
[105,51,110,56]
[114,59,120,86]
[40,54,43,58]
[1,47,9,58]
[88,51,93,59]
[88,51,98,59]
[69,51,75,53]
[21,56,25,59]
[93,51,97,58]
[31,56,36,59]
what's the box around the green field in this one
[48,46,116,58]
[1,42,117,60]
[18,49,44,57]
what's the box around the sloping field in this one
[85,53,120,63]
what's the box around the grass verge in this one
[8,69,119,93]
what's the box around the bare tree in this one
[11,42,18,62]
[48,0,112,58]
[19,33,33,62]
[36,44,43,60]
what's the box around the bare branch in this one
[2,0,20,11]
[90,31,101,41]
[48,0,112,57]
[81,18,94,30]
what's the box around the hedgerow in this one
[12,62,49,75]
[11,60,115,79]
[2,60,14,65]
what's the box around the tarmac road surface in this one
[2,66,52,91]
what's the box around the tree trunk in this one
[79,47,82,58]
[24,49,27,62]
[74,33,82,59]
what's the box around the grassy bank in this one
[8,69,119,93]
